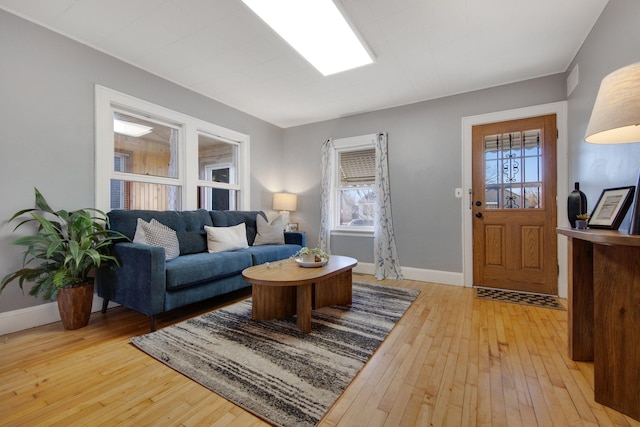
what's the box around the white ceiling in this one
[1,0,609,128]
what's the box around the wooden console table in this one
[557,227,640,421]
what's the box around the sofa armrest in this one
[97,242,167,316]
[284,231,306,247]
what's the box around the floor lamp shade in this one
[585,62,640,233]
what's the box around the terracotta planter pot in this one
[56,280,94,330]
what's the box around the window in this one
[332,134,376,233]
[484,129,542,209]
[111,153,129,210]
[95,86,250,212]
[198,132,239,211]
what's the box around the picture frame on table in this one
[588,186,635,229]
[286,223,299,232]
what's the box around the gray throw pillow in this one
[253,214,285,246]
[138,218,180,260]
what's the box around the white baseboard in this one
[1,264,464,336]
[0,295,115,336]
[353,263,464,286]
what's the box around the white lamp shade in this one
[585,61,640,144]
[273,193,297,212]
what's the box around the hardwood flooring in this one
[1,274,638,426]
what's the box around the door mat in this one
[475,287,566,310]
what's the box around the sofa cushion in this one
[253,215,285,246]
[108,209,212,239]
[165,251,253,290]
[241,244,301,265]
[175,210,212,254]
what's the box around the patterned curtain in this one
[374,132,403,280]
[318,138,333,254]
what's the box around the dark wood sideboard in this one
[557,227,640,421]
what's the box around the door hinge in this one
[556,129,559,139]
[557,264,560,276]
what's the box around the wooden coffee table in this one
[241,255,357,333]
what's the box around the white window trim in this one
[331,134,377,236]
[95,85,250,212]
[203,163,236,210]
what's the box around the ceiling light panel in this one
[113,118,153,137]
[241,0,374,76]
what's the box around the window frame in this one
[331,134,377,236]
[95,85,250,212]
[202,163,236,210]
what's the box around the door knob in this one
[475,212,483,218]
[475,201,482,206]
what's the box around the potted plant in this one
[0,188,126,330]
[576,213,590,229]
[294,247,329,263]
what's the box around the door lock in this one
[475,212,483,218]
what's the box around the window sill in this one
[331,228,374,238]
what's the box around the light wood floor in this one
[1,274,639,427]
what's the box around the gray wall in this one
[0,11,284,313]
[282,76,566,270]
[566,0,640,223]
[2,0,637,314]
[285,0,640,275]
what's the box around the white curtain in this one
[167,128,179,210]
[318,138,333,254]
[374,132,403,280]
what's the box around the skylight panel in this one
[241,0,374,76]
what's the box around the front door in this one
[472,115,557,295]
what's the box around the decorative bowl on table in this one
[293,247,330,268]
[295,255,329,268]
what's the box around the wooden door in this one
[472,115,557,295]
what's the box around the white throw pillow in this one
[134,218,180,261]
[133,218,148,244]
[253,214,285,246]
[204,223,249,253]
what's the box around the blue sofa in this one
[97,209,305,330]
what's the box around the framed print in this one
[588,186,635,229]
[286,223,299,232]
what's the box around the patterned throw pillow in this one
[204,223,249,253]
[253,215,284,246]
[136,218,180,261]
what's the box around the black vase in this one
[567,182,587,228]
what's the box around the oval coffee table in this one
[241,255,357,333]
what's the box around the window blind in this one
[339,148,375,186]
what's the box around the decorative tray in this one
[294,257,329,268]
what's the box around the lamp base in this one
[629,171,640,234]
[280,211,290,231]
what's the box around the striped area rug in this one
[131,282,419,427]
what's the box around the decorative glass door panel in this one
[484,129,542,209]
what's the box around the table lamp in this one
[273,192,297,229]
[585,61,640,233]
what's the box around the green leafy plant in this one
[0,188,127,300]
[294,247,329,260]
